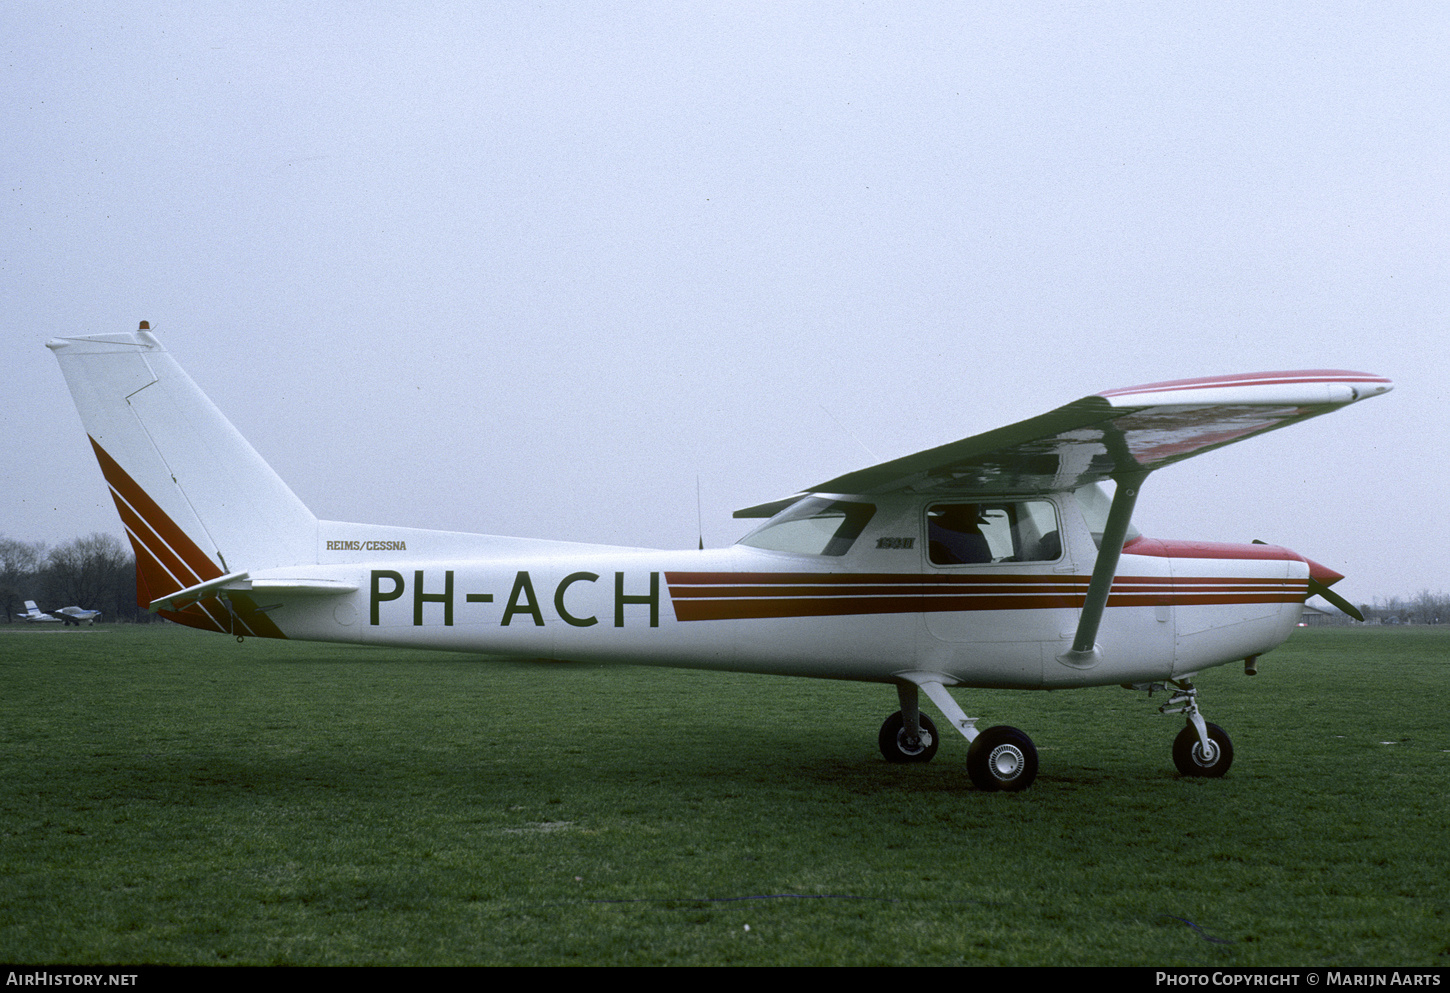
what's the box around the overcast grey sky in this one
[4,2,1446,604]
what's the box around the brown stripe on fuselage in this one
[665,571,1307,621]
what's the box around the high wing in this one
[736,370,1392,516]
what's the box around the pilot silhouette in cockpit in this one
[928,504,993,565]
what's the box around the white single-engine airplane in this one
[17,600,60,623]
[54,605,103,625]
[49,325,1391,790]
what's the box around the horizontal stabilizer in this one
[148,573,359,612]
[149,571,250,613]
[247,578,360,596]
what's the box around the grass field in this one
[0,624,1445,966]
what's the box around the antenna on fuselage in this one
[696,475,704,550]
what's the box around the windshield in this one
[738,498,876,556]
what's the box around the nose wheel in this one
[1137,679,1235,778]
[1173,721,1233,777]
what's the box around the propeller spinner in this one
[1253,539,1364,622]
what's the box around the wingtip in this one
[1098,370,1393,408]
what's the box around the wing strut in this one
[1058,470,1150,669]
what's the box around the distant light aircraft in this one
[54,605,103,625]
[17,600,59,623]
[49,325,1391,790]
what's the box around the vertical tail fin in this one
[49,328,317,631]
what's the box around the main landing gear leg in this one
[1133,679,1234,778]
[880,675,1040,791]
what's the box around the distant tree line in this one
[0,533,153,624]
[1361,591,1449,626]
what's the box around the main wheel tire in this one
[967,725,1038,792]
[878,711,939,764]
[1173,722,1233,778]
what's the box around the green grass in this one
[0,625,1446,965]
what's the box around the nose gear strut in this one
[1129,678,1234,778]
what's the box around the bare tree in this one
[0,536,47,623]
[1411,589,1448,625]
[43,533,132,621]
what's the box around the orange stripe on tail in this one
[88,436,286,639]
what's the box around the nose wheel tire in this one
[878,711,939,764]
[1173,722,1233,778]
[967,725,1038,792]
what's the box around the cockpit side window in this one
[927,499,1060,565]
[738,498,877,556]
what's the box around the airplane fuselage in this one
[188,489,1307,690]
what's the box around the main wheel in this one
[878,711,939,764]
[967,725,1038,792]
[1173,722,1233,778]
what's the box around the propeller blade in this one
[1307,577,1364,622]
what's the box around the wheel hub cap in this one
[989,745,1023,780]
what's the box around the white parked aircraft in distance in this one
[16,600,59,623]
[54,605,103,626]
[49,325,1391,791]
